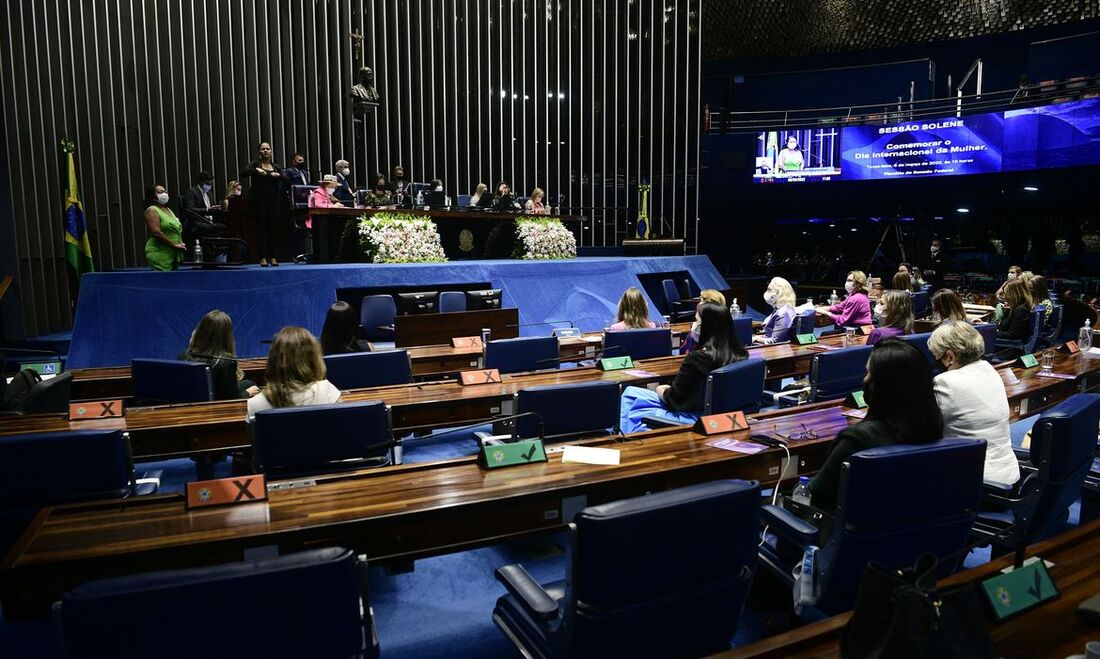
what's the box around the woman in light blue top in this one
[755,277,798,344]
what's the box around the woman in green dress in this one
[776,135,805,173]
[143,184,186,271]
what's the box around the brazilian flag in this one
[61,138,93,297]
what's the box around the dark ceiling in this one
[702,0,1100,60]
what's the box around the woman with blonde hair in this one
[222,180,242,208]
[820,270,872,327]
[524,187,548,214]
[756,276,798,344]
[247,326,341,419]
[997,279,1033,343]
[609,287,656,331]
[180,310,258,399]
[468,183,489,207]
[681,289,726,354]
[867,290,913,346]
[931,288,968,323]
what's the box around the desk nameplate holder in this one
[186,475,268,510]
[452,336,484,348]
[460,368,502,385]
[694,411,749,435]
[847,390,868,409]
[794,333,818,345]
[477,438,548,470]
[1019,354,1039,368]
[980,557,1058,622]
[597,356,634,371]
[553,327,581,338]
[69,399,124,421]
[1059,341,1079,354]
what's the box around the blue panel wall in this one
[68,256,726,368]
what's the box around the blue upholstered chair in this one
[758,438,986,616]
[732,316,754,346]
[973,393,1100,554]
[130,359,213,404]
[485,336,560,374]
[910,290,930,319]
[660,278,693,322]
[1037,304,1063,349]
[789,309,817,339]
[705,357,766,415]
[438,291,467,313]
[897,331,935,366]
[11,371,74,414]
[359,294,397,343]
[974,323,997,357]
[493,479,760,658]
[602,327,672,361]
[53,547,378,659]
[995,307,1045,355]
[323,350,412,390]
[252,401,393,478]
[769,344,872,408]
[510,381,620,441]
[0,429,148,559]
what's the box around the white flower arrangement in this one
[515,218,577,260]
[357,212,448,263]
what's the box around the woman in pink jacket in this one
[819,270,873,327]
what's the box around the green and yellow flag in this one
[61,138,93,297]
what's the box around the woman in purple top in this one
[754,276,798,344]
[867,290,914,346]
[819,270,873,327]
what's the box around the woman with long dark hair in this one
[931,288,968,323]
[320,301,368,355]
[619,302,749,433]
[179,310,259,399]
[808,339,943,509]
[240,141,283,266]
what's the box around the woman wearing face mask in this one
[143,184,186,271]
[819,270,872,328]
[222,180,242,209]
[995,265,1023,301]
[364,174,394,207]
[755,277,797,344]
[929,322,1019,486]
[240,141,284,266]
[680,289,726,354]
[867,290,913,346]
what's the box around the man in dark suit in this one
[179,171,227,243]
[333,159,355,206]
[283,152,310,206]
[926,238,946,290]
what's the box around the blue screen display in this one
[839,113,1003,180]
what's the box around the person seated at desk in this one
[891,271,912,293]
[808,339,943,509]
[142,184,186,271]
[897,262,923,291]
[390,165,410,201]
[755,277,797,344]
[929,322,1020,487]
[321,301,369,355]
[180,310,259,399]
[867,290,913,346]
[931,288,968,323]
[997,279,1033,343]
[309,175,341,210]
[1028,274,1053,323]
[492,181,521,211]
[469,183,488,207]
[608,287,657,331]
[179,170,227,242]
[221,180,242,209]
[817,270,872,328]
[364,174,394,207]
[995,265,1023,301]
[524,187,549,214]
[247,326,341,420]
[619,302,748,433]
[333,159,356,206]
[681,289,726,354]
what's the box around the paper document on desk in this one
[1086,347,1100,358]
[561,445,621,465]
[622,369,658,378]
[706,438,767,455]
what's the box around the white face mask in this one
[231,188,242,197]
[874,303,885,316]
[930,246,939,254]
[1007,272,1017,280]
[763,290,778,306]
[155,192,169,205]
[844,281,855,294]
[341,168,351,177]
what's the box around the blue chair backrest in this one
[1040,304,1063,343]
[54,547,373,659]
[660,279,681,313]
[323,350,411,390]
[485,336,560,374]
[790,309,816,338]
[131,359,213,404]
[0,430,132,558]
[974,323,997,356]
[252,401,391,479]
[602,328,672,361]
[816,438,985,614]
[457,194,471,207]
[438,291,467,313]
[515,381,620,440]
[911,291,930,318]
[359,295,397,342]
[1019,308,1045,354]
[897,331,935,366]
[1018,393,1100,543]
[732,317,754,345]
[567,480,760,657]
[704,357,766,415]
[809,344,873,402]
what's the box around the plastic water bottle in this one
[729,298,741,319]
[192,240,203,262]
[792,476,811,505]
[828,290,838,306]
[416,189,425,208]
[481,327,492,346]
[806,297,813,308]
[1080,319,1093,352]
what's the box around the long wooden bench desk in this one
[724,517,1100,659]
[0,403,850,618]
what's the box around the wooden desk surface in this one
[308,206,585,223]
[0,404,852,617]
[724,518,1100,659]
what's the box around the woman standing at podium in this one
[240,142,283,266]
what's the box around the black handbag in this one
[840,553,993,659]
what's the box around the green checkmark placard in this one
[477,438,548,470]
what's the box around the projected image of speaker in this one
[465,289,502,310]
[396,291,438,315]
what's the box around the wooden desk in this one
[0,404,850,618]
[394,308,518,348]
[725,518,1100,659]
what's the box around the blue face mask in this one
[201,183,212,194]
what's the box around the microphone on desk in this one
[411,411,546,445]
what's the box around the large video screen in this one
[751,96,1100,183]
